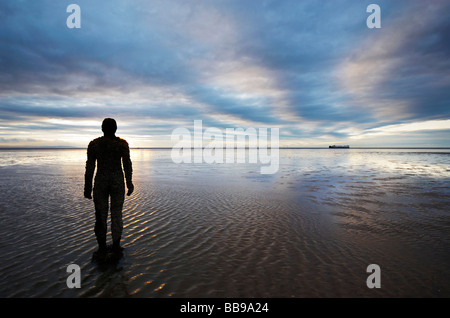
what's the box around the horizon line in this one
[1,146,450,150]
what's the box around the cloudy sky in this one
[0,0,449,147]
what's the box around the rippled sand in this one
[0,148,449,297]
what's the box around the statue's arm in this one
[122,142,134,196]
[84,141,96,199]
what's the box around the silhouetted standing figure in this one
[84,118,134,254]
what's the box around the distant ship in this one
[329,145,350,148]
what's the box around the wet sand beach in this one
[0,148,449,297]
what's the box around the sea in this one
[0,148,449,297]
